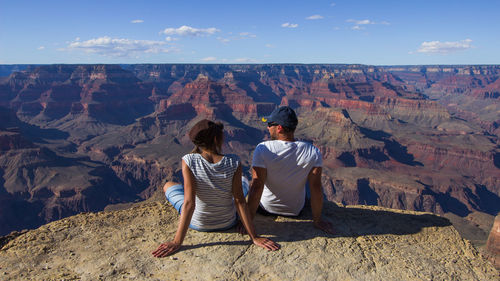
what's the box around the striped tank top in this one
[182,153,240,231]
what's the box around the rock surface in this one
[485,215,500,269]
[0,200,497,280]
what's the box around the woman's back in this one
[182,153,240,231]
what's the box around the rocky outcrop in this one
[485,215,500,269]
[0,200,497,280]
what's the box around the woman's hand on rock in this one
[152,241,181,258]
[252,237,280,251]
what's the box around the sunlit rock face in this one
[0,64,498,237]
[0,201,498,280]
[484,215,500,269]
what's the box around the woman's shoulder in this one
[223,153,240,161]
[182,153,201,163]
[223,154,240,165]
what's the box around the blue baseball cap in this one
[261,106,298,129]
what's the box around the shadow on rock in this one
[180,201,452,249]
[254,201,451,242]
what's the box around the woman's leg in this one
[163,181,180,193]
[163,181,184,214]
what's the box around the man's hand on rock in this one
[252,236,280,251]
[152,241,181,258]
[314,220,335,235]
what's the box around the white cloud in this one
[161,25,220,37]
[66,36,172,57]
[165,36,178,42]
[131,19,144,24]
[416,39,473,54]
[347,19,388,30]
[239,32,257,38]
[37,46,45,50]
[306,15,324,20]
[201,57,217,62]
[281,22,298,28]
[347,19,375,25]
[265,44,275,48]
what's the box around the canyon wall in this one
[0,64,498,238]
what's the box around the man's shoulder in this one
[255,140,275,151]
[296,140,321,153]
[256,140,275,146]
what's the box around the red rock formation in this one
[406,142,497,173]
[163,75,271,119]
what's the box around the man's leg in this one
[241,176,249,197]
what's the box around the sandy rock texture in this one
[0,201,498,281]
[485,215,500,269]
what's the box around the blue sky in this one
[1,0,499,65]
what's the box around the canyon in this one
[0,64,498,262]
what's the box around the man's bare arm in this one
[308,166,335,234]
[247,166,267,220]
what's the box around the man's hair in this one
[281,125,295,133]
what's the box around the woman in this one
[152,119,279,257]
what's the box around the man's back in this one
[252,140,322,216]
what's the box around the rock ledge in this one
[0,201,498,280]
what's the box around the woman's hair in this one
[188,119,224,154]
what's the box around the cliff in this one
[0,199,497,280]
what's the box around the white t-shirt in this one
[252,140,322,216]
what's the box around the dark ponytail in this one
[188,119,224,154]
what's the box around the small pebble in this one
[170,257,178,261]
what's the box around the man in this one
[246,106,335,234]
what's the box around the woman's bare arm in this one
[153,160,196,257]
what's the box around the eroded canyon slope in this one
[0,64,498,240]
